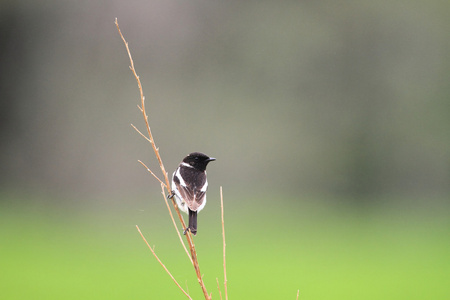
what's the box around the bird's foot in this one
[183,227,197,236]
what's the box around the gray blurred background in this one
[1,0,449,203]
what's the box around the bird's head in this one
[183,152,216,171]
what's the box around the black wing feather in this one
[176,167,207,211]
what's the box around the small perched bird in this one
[169,152,215,235]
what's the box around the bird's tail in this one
[188,209,197,235]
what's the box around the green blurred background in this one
[1,1,449,299]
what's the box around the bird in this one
[169,152,215,235]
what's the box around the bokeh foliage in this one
[1,192,449,299]
[1,0,449,198]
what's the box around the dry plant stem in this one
[220,187,228,300]
[115,18,210,300]
[116,19,189,254]
[137,159,164,185]
[185,281,190,296]
[186,231,211,300]
[139,159,191,263]
[116,20,170,189]
[296,289,300,299]
[216,278,223,300]
[159,184,193,264]
[131,123,152,144]
[136,225,192,300]
[137,158,190,262]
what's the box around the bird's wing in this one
[174,181,206,211]
[173,167,207,212]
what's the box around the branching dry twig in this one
[115,18,211,300]
[115,18,189,247]
[137,160,164,186]
[136,225,192,300]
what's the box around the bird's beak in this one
[207,157,216,162]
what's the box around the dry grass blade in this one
[220,186,228,300]
[296,289,300,299]
[216,278,223,300]
[136,225,192,299]
[159,184,192,263]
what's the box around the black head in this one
[182,152,216,171]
